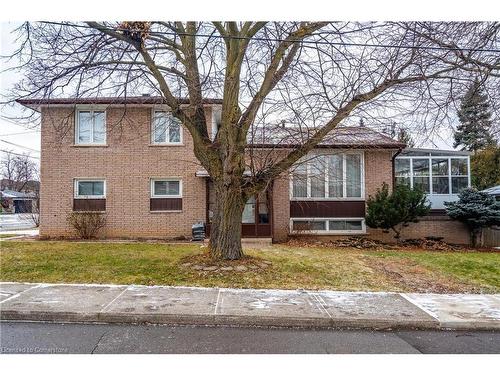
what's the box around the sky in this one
[0,20,461,169]
[0,22,41,164]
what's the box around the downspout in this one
[391,148,403,189]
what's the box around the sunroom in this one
[394,148,471,210]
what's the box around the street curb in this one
[0,310,441,330]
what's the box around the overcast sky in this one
[1,22,41,163]
[0,20,460,167]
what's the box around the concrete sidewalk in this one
[0,282,499,330]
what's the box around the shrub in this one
[366,183,430,240]
[445,188,500,247]
[67,212,107,239]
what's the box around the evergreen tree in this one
[445,188,500,247]
[397,128,415,147]
[454,80,496,153]
[366,183,430,240]
[471,145,500,190]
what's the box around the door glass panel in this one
[257,191,269,224]
[242,196,256,224]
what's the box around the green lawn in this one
[1,240,499,293]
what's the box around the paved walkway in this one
[0,282,499,330]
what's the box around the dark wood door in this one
[206,181,272,238]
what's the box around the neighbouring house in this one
[0,189,37,213]
[482,185,500,201]
[17,97,471,243]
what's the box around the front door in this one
[206,181,272,238]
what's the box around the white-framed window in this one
[75,109,106,145]
[74,179,106,199]
[395,156,470,195]
[151,111,182,144]
[150,178,182,198]
[451,158,469,194]
[290,152,364,200]
[290,218,366,234]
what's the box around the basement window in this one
[291,218,365,234]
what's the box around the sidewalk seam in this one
[100,286,130,313]
[214,288,222,315]
[399,293,440,321]
[309,292,332,319]
[0,284,41,305]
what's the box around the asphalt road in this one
[1,321,499,354]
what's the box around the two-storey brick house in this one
[17,96,471,244]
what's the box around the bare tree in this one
[4,21,500,259]
[0,150,39,192]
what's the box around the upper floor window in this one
[152,111,182,144]
[291,152,364,199]
[74,179,106,199]
[76,110,106,145]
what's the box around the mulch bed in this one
[286,236,498,252]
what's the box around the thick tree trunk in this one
[208,181,246,260]
[470,228,482,247]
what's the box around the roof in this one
[248,125,406,149]
[16,96,223,111]
[16,97,404,149]
[0,189,36,199]
[482,185,500,196]
[400,148,471,156]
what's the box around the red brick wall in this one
[39,106,211,238]
[367,216,471,244]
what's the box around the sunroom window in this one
[451,158,469,194]
[432,159,449,194]
[395,155,470,195]
[412,159,430,193]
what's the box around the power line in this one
[0,150,39,160]
[0,130,40,136]
[41,21,500,54]
[0,139,40,153]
